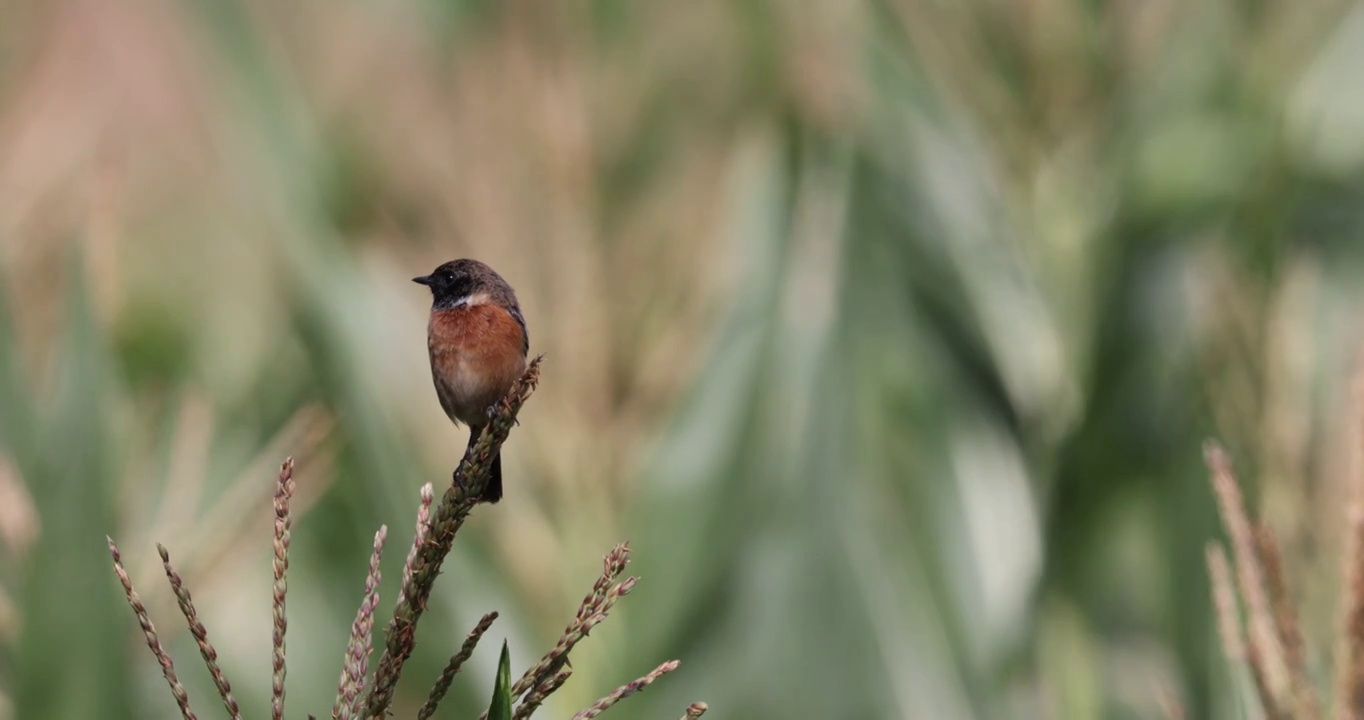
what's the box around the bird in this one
[413,259,528,503]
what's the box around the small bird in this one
[413,259,528,503]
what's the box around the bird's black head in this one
[413,259,504,308]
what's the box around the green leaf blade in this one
[488,640,513,720]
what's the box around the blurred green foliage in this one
[3,0,1364,718]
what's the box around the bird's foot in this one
[486,403,520,426]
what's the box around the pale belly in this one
[431,350,524,426]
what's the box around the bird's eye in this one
[441,272,456,282]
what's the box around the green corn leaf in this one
[487,641,513,720]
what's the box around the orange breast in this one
[427,304,528,426]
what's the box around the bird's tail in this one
[466,430,503,503]
[485,452,503,503]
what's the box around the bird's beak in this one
[412,275,433,286]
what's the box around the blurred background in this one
[3,0,1364,718]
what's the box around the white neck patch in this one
[451,292,491,309]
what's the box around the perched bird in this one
[413,259,529,502]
